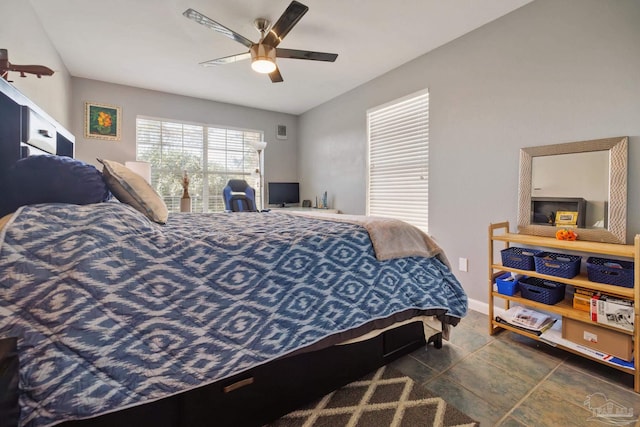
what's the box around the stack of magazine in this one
[495,306,557,335]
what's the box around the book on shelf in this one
[495,316,556,336]
[505,306,553,330]
[495,306,557,335]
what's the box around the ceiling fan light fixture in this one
[251,59,276,74]
[185,3,338,83]
[250,44,277,74]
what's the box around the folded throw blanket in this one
[287,211,449,267]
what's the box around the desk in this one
[272,207,340,214]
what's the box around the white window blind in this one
[367,90,429,231]
[136,117,262,213]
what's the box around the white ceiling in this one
[30,0,532,115]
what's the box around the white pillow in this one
[98,159,168,224]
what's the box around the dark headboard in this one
[0,78,75,180]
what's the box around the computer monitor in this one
[268,182,300,207]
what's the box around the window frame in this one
[366,89,429,232]
[135,115,264,213]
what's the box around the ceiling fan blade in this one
[8,64,55,76]
[183,8,254,49]
[199,52,251,66]
[269,66,284,83]
[276,48,338,62]
[262,1,308,48]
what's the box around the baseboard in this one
[468,297,488,315]
[468,297,507,318]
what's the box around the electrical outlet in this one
[458,257,468,272]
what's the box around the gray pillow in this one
[98,159,168,224]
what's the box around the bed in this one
[0,80,468,427]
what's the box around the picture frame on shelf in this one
[555,210,578,226]
[85,102,121,141]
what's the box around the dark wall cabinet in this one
[0,79,74,182]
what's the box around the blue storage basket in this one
[495,272,519,296]
[518,277,566,305]
[586,257,634,288]
[500,247,541,271]
[534,252,581,279]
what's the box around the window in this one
[136,117,263,213]
[366,90,429,231]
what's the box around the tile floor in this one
[388,310,640,426]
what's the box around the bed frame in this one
[60,322,437,427]
[1,320,439,427]
[0,79,444,427]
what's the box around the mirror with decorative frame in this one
[517,136,628,244]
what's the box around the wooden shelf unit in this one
[488,221,640,392]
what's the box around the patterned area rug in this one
[268,366,479,427]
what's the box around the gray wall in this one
[0,0,72,127]
[298,0,640,307]
[71,78,299,190]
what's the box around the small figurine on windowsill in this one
[181,171,190,198]
[180,171,191,212]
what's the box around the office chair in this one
[222,179,257,212]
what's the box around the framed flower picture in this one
[85,102,121,140]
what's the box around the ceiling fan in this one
[183,1,338,83]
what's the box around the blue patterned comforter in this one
[0,202,467,427]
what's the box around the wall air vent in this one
[277,124,287,140]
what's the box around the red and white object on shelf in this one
[590,294,634,332]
